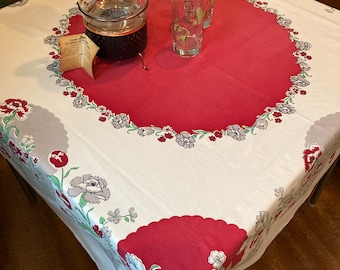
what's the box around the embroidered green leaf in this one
[5,125,19,137]
[48,175,61,190]
[78,222,94,235]
[193,129,209,139]
[3,115,14,125]
[99,216,106,225]
[124,216,130,222]
[64,166,79,178]
[126,122,138,133]
[150,265,162,270]
[79,193,87,208]
[86,207,94,223]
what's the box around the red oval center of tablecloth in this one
[63,0,300,133]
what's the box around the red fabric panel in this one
[63,0,300,133]
[117,216,247,269]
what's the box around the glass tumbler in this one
[172,0,205,57]
[203,0,214,29]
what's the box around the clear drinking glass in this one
[203,0,214,29]
[172,0,205,57]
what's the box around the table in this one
[0,0,339,269]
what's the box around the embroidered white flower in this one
[255,211,269,232]
[254,118,268,130]
[138,127,155,136]
[274,187,284,198]
[22,135,34,145]
[208,250,227,269]
[125,253,146,270]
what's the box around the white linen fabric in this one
[0,0,339,269]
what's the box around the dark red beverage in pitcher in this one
[78,0,148,60]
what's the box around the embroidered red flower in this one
[8,140,27,164]
[93,225,103,238]
[0,98,31,120]
[303,144,322,171]
[213,130,223,138]
[158,136,166,142]
[273,112,282,118]
[49,150,69,168]
[164,133,173,139]
[99,116,107,122]
[56,190,72,210]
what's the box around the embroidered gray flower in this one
[274,187,284,198]
[107,208,122,224]
[69,7,81,15]
[255,211,269,232]
[128,207,138,222]
[137,127,155,136]
[275,103,296,114]
[290,75,310,87]
[254,118,268,130]
[107,207,137,224]
[266,8,278,14]
[111,113,129,129]
[68,174,110,204]
[44,35,58,46]
[47,60,60,73]
[73,95,88,108]
[277,18,292,28]
[295,41,312,51]
[226,124,246,141]
[176,131,195,148]
[59,18,69,28]
[298,61,311,72]
[56,78,70,87]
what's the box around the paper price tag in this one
[59,33,99,79]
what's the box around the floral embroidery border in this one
[0,98,142,269]
[8,0,29,8]
[239,140,340,262]
[44,1,312,148]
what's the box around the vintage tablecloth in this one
[0,0,339,269]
